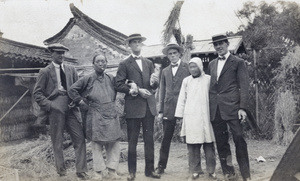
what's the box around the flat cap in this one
[47,43,69,52]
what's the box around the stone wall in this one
[60,25,127,76]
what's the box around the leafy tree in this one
[235,1,300,139]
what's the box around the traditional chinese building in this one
[0,33,51,141]
[44,3,129,76]
[143,36,247,71]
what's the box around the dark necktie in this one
[60,64,67,90]
[171,63,178,68]
[218,56,226,60]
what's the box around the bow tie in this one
[171,63,178,68]
[218,56,226,60]
[133,56,141,60]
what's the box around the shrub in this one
[273,90,297,145]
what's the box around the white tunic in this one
[175,74,215,144]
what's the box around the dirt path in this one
[117,140,286,181]
[0,138,287,181]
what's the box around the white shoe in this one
[108,170,121,180]
[209,173,217,180]
[188,173,199,181]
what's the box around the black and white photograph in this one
[0,0,300,180]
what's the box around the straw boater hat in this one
[124,33,146,44]
[47,43,69,52]
[209,34,229,44]
[162,43,184,55]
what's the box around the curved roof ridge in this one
[43,18,76,45]
[44,3,128,54]
[69,3,127,39]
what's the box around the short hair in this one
[92,54,107,64]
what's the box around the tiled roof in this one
[142,36,244,58]
[0,37,78,66]
[0,51,51,65]
[0,37,51,65]
[44,3,128,54]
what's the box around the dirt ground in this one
[0,136,287,181]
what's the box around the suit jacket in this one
[158,61,190,120]
[207,54,249,121]
[115,55,158,119]
[33,63,81,121]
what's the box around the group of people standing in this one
[33,32,250,181]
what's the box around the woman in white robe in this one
[175,57,216,180]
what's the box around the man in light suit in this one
[207,34,250,181]
[115,34,161,180]
[33,43,89,180]
[155,43,190,174]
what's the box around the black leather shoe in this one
[146,171,161,179]
[155,167,165,174]
[127,173,136,181]
[58,172,66,177]
[76,172,90,180]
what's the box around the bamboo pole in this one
[0,64,119,72]
[0,67,43,71]
[0,89,30,123]
[253,49,259,125]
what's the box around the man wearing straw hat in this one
[33,43,89,180]
[207,34,251,181]
[155,43,190,175]
[115,34,161,181]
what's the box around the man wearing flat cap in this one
[155,43,190,175]
[115,34,160,180]
[207,34,250,181]
[33,43,89,180]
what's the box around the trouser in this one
[211,108,250,179]
[187,143,216,174]
[48,95,87,174]
[91,141,120,172]
[126,107,155,176]
[158,119,176,169]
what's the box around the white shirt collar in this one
[131,53,142,59]
[219,51,230,60]
[52,61,64,68]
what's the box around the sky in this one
[0,0,298,47]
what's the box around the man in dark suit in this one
[207,34,250,181]
[33,43,89,180]
[155,43,190,174]
[115,34,161,180]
